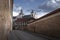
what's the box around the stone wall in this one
[26,12,60,38]
[0,0,12,40]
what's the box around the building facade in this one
[13,9,36,30]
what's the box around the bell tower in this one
[18,9,24,18]
[31,10,36,18]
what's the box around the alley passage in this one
[8,30,60,40]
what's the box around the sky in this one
[13,0,60,18]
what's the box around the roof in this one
[15,18,35,23]
[13,17,16,19]
[15,18,27,22]
[23,15,31,18]
[23,15,35,19]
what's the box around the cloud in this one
[13,4,22,12]
[13,4,22,16]
[34,12,49,19]
[16,7,22,11]
[51,0,56,3]
[47,0,57,8]
[38,0,60,12]
[13,11,19,16]
[47,0,60,8]
[56,0,60,1]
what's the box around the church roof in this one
[13,17,16,19]
[15,15,35,23]
[23,15,32,19]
